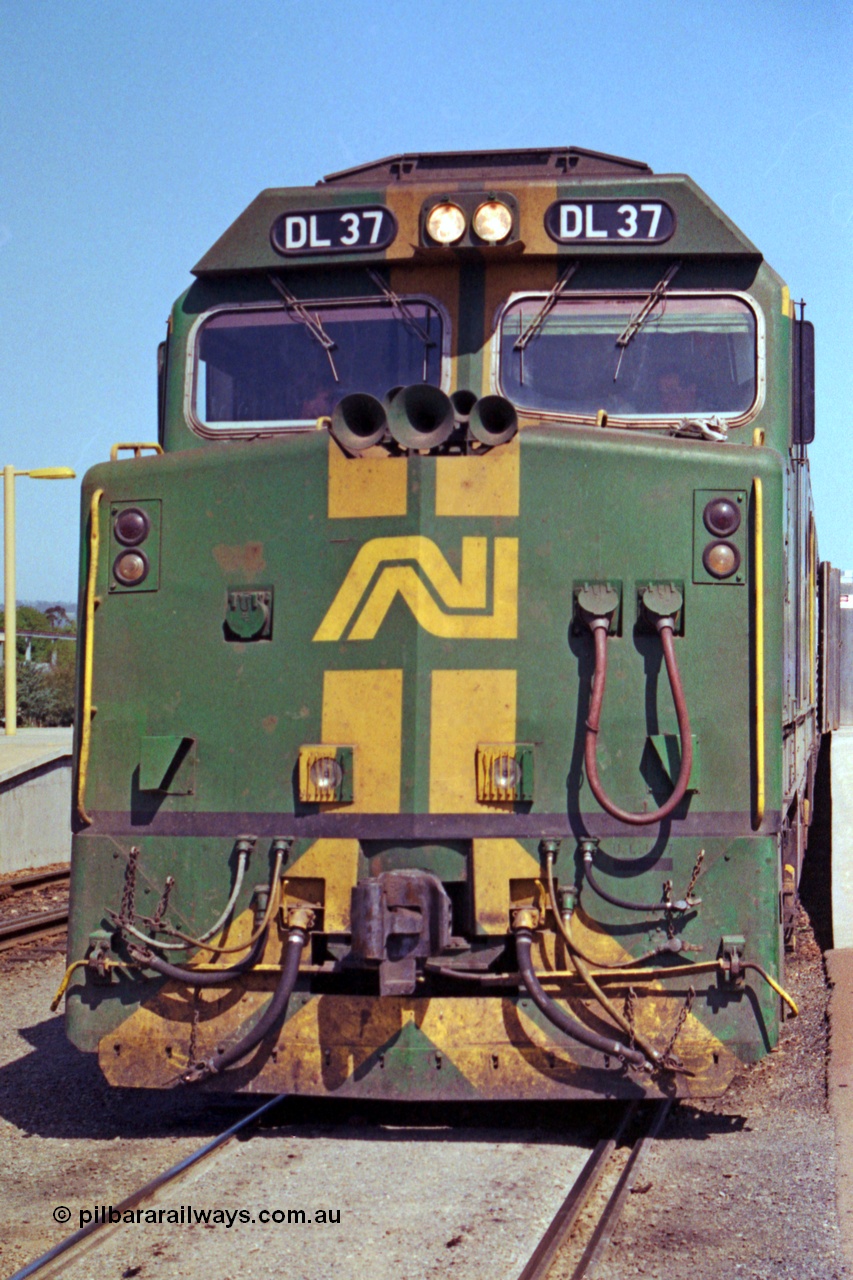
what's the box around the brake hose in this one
[183,923,309,1081]
[585,604,692,825]
[515,928,647,1068]
[542,847,661,1066]
[127,928,269,987]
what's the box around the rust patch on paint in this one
[212,542,266,575]
[262,715,278,733]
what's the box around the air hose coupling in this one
[286,905,316,932]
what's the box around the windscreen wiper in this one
[613,261,681,381]
[366,268,436,381]
[513,261,579,384]
[268,274,339,381]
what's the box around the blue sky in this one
[1,0,851,600]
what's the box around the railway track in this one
[518,1099,671,1279]
[0,866,70,952]
[8,1093,289,1280]
[9,1090,670,1280]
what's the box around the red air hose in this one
[585,617,693,826]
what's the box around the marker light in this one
[472,200,513,244]
[492,754,521,793]
[113,550,150,586]
[425,202,466,245]
[308,756,343,794]
[703,541,740,579]
[114,507,151,547]
[703,497,741,538]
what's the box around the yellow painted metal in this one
[24,467,76,479]
[321,669,403,812]
[471,839,542,934]
[326,437,408,518]
[429,670,516,812]
[781,284,791,317]
[109,442,164,462]
[435,434,520,517]
[752,428,765,446]
[101,983,740,1098]
[754,476,765,825]
[285,839,360,932]
[77,488,103,824]
[313,535,518,641]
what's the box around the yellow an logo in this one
[313,536,518,641]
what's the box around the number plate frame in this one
[544,199,676,245]
[271,206,397,256]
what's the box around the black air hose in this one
[515,928,647,1068]
[128,929,269,987]
[184,926,308,1081]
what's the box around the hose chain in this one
[685,849,705,900]
[622,986,637,1051]
[152,875,176,929]
[118,846,140,928]
[661,985,695,1068]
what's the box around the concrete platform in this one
[0,727,72,876]
[830,728,853,948]
[827,949,853,1271]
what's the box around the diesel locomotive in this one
[63,147,822,1099]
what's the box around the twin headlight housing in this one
[423,194,517,247]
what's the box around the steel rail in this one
[516,1100,671,1280]
[0,907,69,951]
[516,1103,637,1280]
[0,867,70,894]
[568,1098,671,1280]
[7,1092,288,1280]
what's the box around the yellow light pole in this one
[3,465,76,735]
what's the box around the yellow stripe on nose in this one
[327,436,408,519]
[321,669,403,812]
[429,669,516,813]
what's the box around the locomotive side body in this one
[66,149,817,1098]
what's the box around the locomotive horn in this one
[450,389,478,424]
[329,393,388,452]
[386,384,455,450]
[469,395,518,447]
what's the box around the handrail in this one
[754,477,765,825]
[77,489,103,825]
[110,442,163,462]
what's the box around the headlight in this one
[425,202,466,245]
[472,200,513,244]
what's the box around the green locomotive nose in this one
[65,147,817,1102]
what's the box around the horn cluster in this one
[329,386,517,455]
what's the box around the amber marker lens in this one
[114,506,150,546]
[308,757,343,794]
[425,202,466,245]
[113,550,150,586]
[703,497,741,538]
[702,541,741,579]
[472,200,513,244]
